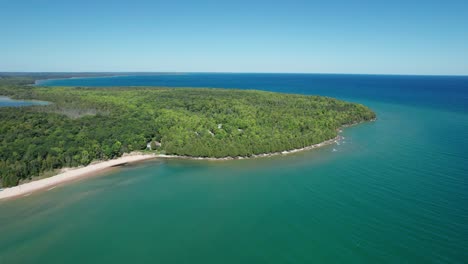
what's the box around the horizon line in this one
[1,71,467,77]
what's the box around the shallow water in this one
[0,96,48,107]
[2,74,467,263]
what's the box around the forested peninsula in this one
[0,75,376,187]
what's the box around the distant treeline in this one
[0,77,375,187]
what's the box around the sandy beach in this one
[0,129,358,201]
[0,138,339,201]
[0,153,157,201]
[154,135,342,161]
[0,119,376,201]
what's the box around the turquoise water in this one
[1,74,468,263]
[0,96,49,107]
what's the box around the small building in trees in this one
[147,141,161,150]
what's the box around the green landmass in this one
[0,75,376,187]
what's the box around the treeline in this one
[0,79,375,187]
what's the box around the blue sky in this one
[1,0,467,75]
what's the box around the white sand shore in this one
[0,153,157,201]
[0,137,339,201]
[0,120,377,201]
[154,135,342,161]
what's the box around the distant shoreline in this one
[34,74,130,86]
[0,95,50,106]
[34,73,186,86]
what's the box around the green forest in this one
[0,76,376,187]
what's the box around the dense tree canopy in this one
[0,76,375,187]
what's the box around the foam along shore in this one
[0,119,376,201]
[155,135,343,161]
[154,119,377,161]
[0,136,340,200]
[0,153,157,201]
[0,120,373,201]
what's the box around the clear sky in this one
[1,0,467,75]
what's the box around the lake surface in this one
[2,74,468,263]
[0,96,48,107]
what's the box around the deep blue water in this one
[2,73,466,263]
[38,73,468,112]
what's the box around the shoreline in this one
[156,135,343,161]
[0,96,50,106]
[0,153,158,201]
[33,73,185,86]
[0,119,375,201]
[0,137,337,201]
[34,74,131,86]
